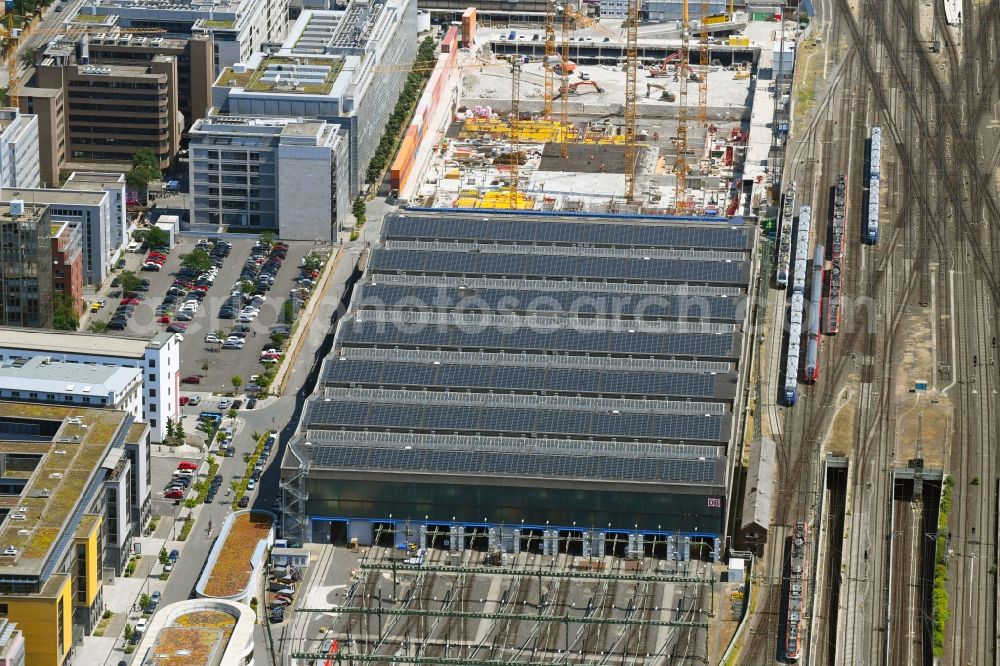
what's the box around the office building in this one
[0,201,53,329]
[281,210,754,557]
[75,0,290,75]
[20,47,181,183]
[0,356,143,420]
[0,110,40,190]
[212,0,417,197]
[49,221,84,316]
[0,403,149,666]
[79,32,214,131]
[0,329,180,444]
[188,115,350,238]
[2,184,121,286]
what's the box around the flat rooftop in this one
[220,56,344,95]
[0,327,172,359]
[202,513,272,597]
[0,402,129,576]
[0,356,139,397]
[2,190,106,207]
[148,610,236,666]
[297,210,752,488]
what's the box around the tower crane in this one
[543,0,556,118]
[554,2,637,201]
[675,0,691,210]
[698,0,710,127]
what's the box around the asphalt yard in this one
[102,236,314,393]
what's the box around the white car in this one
[247,478,256,491]
[134,618,147,634]
[204,334,223,344]
[237,313,257,323]
[172,469,195,477]
[218,399,231,409]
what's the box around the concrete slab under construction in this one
[289,543,722,665]
[538,142,631,173]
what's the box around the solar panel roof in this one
[324,358,733,400]
[355,283,746,321]
[368,248,750,286]
[305,398,729,443]
[337,321,740,360]
[382,213,753,250]
[308,444,720,484]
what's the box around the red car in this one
[181,375,202,384]
[177,461,198,471]
[164,489,184,499]
[147,252,167,260]
[158,315,171,324]
[193,285,210,292]
[179,396,190,406]
[121,298,141,306]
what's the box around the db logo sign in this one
[707,497,722,508]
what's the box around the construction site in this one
[287,536,748,665]
[391,2,785,217]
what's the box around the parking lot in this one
[102,236,315,393]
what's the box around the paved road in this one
[150,200,389,659]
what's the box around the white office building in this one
[188,115,350,238]
[0,356,143,419]
[76,0,290,74]
[0,329,180,444]
[0,109,40,189]
[65,171,130,252]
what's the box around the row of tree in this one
[364,37,438,185]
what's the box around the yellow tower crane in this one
[698,0,710,127]
[554,2,637,200]
[507,57,522,206]
[675,0,691,211]
[543,0,556,118]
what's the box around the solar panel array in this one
[356,283,745,321]
[325,358,725,400]
[297,211,754,488]
[309,444,718,483]
[369,248,749,286]
[306,399,726,443]
[383,213,753,250]
[339,321,739,360]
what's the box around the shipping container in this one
[461,7,477,48]
[442,25,459,53]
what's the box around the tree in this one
[227,407,239,422]
[88,319,109,333]
[139,593,150,611]
[241,280,255,295]
[118,270,142,295]
[144,225,170,249]
[21,48,36,69]
[126,149,161,190]
[352,198,367,226]
[180,248,213,273]
[259,230,276,248]
[231,375,243,394]
[165,419,175,440]
[159,547,169,566]
[174,419,186,442]
[52,294,80,331]
[124,624,134,642]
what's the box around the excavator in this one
[647,50,681,78]
[554,77,604,99]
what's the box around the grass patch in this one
[178,516,194,542]
[932,475,954,656]
[93,611,113,637]
[231,433,269,510]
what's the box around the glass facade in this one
[304,478,724,534]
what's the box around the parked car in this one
[247,478,256,491]
[232,400,243,409]
[177,461,198,471]
[188,395,202,406]
[164,489,184,499]
[166,323,188,333]
[218,399,231,410]
[169,549,179,561]
[204,334,223,344]
[246,398,258,409]
[181,375,203,384]
[238,495,250,508]
[179,396,190,406]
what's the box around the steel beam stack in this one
[776,182,796,287]
[825,175,846,334]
